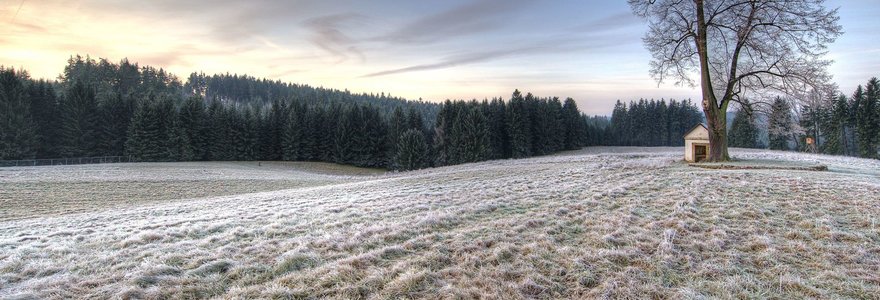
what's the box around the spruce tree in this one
[27,80,59,158]
[856,78,879,158]
[363,106,388,168]
[332,105,356,164]
[547,97,564,152]
[507,90,532,158]
[387,107,407,161]
[406,108,425,133]
[847,86,864,156]
[126,97,163,161]
[59,81,99,157]
[562,98,584,149]
[610,100,627,146]
[432,101,454,166]
[204,99,226,161]
[0,68,37,160]
[768,97,794,151]
[821,94,848,155]
[96,92,133,156]
[454,106,490,163]
[486,98,509,158]
[177,96,207,160]
[393,129,428,171]
[728,101,758,148]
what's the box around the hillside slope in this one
[1,148,879,299]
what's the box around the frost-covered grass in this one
[1,148,879,299]
[0,161,383,221]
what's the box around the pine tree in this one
[205,99,227,161]
[237,107,259,161]
[59,81,99,157]
[353,105,388,168]
[666,100,680,146]
[728,101,758,148]
[0,68,37,160]
[610,100,627,145]
[432,101,454,166]
[856,78,879,158]
[454,106,490,163]
[126,97,163,161]
[298,105,318,161]
[332,105,357,164]
[768,97,794,151]
[406,108,425,133]
[393,129,428,171]
[318,105,339,162]
[820,94,848,155]
[27,80,59,158]
[561,98,584,149]
[546,97,564,152]
[96,92,133,156]
[507,90,532,158]
[847,86,864,156]
[486,98,509,158]
[387,107,407,162]
[177,96,207,160]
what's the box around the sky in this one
[1,0,877,115]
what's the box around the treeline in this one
[606,99,704,146]
[727,77,880,159]
[430,91,601,167]
[0,56,604,170]
[183,72,439,122]
[807,77,879,158]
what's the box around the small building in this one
[684,124,710,162]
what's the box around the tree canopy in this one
[629,0,842,161]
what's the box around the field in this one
[1,147,879,299]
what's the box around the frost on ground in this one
[0,161,383,221]
[1,148,879,299]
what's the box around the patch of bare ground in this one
[1,148,878,299]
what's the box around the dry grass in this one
[0,161,382,221]
[1,148,879,299]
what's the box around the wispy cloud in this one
[362,29,639,78]
[570,11,641,33]
[371,0,536,45]
[302,13,368,63]
[362,47,546,77]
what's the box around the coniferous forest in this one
[606,99,704,147]
[5,56,875,170]
[0,56,619,170]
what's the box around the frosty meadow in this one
[3,0,880,298]
[2,147,879,298]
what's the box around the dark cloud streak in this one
[362,47,546,77]
[361,31,637,78]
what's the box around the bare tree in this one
[628,0,842,161]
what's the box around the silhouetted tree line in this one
[607,99,704,146]
[1,56,609,170]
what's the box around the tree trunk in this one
[706,107,730,161]
[695,0,730,161]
